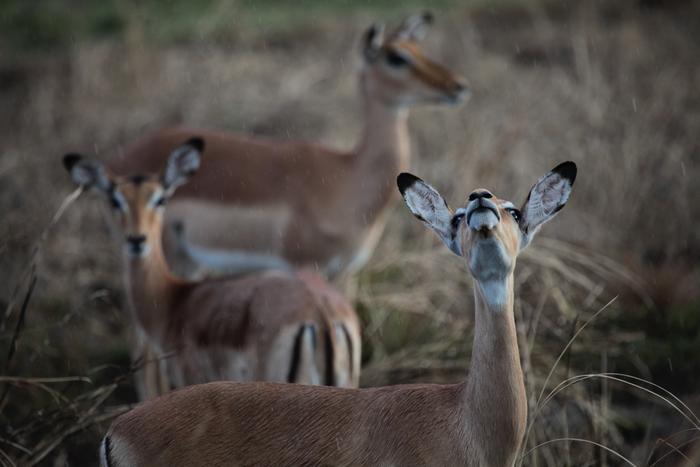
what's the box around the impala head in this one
[63,138,203,258]
[361,12,470,107]
[398,162,577,283]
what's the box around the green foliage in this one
[0,0,464,50]
[0,0,125,49]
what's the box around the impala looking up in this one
[64,139,361,400]
[100,162,576,467]
[108,13,470,279]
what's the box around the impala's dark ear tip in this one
[397,172,421,196]
[62,153,83,172]
[552,161,577,185]
[362,23,384,58]
[185,137,205,152]
[421,11,434,24]
[363,23,382,43]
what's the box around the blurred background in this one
[1,0,699,465]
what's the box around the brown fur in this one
[106,19,468,279]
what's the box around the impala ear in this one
[62,154,111,193]
[519,161,577,248]
[393,12,433,41]
[362,23,385,62]
[397,172,461,256]
[162,137,203,195]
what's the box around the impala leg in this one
[156,350,172,395]
[132,333,162,400]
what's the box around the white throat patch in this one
[124,243,151,259]
[469,236,513,309]
[478,280,509,310]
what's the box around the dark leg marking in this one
[286,324,307,383]
[324,324,335,387]
[102,435,113,467]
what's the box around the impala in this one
[107,13,469,279]
[100,162,577,466]
[64,138,361,400]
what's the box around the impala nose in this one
[468,190,493,201]
[126,235,148,257]
[451,78,471,102]
[466,192,500,232]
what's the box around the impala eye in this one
[451,212,465,229]
[109,197,122,210]
[108,191,126,211]
[154,196,167,207]
[385,50,409,68]
[506,208,521,223]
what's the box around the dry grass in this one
[1,0,699,465]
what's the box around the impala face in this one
[455,189,523,281]
[362,13,470,107]
[398,162,577,283]
[63,138,203,259]
[106,176,167,258]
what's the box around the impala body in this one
[102,162,577,466]
[107,13,469,279]
[64,139,360,399]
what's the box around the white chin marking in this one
[468,211,499,231]
[125,245,151,258]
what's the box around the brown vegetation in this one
[1,1,699,465]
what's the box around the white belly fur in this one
[165,200,291,255]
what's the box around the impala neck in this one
[462,274,527,461]
[349,72,410,216]
[125,227,184,341]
